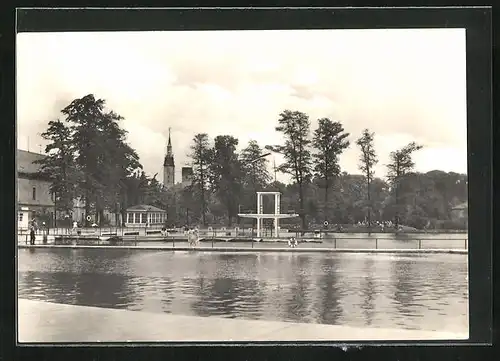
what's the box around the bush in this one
[407,216,428,230]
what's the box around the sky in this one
[16,29,467,184]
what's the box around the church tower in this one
[163,128,175,189]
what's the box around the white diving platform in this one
[238,191,299,238]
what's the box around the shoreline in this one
[17,244,468,254]
[18,299,468,342]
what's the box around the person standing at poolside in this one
[29,219,37,245]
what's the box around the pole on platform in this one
[375,238,378,249]
[256,193,261,238]
[274,193,280,238]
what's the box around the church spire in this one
[163,127,175,168]
[167,127,172,155]
[163,127,175,187]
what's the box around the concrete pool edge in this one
[17,244,468,254]
[18,299,469,343]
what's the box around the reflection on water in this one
[18,249,468,332]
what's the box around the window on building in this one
[32,187,36,200]
[141,213,146,223]
[19,213,23,222]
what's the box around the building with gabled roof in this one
[16,149,119,228]
[17,149,55,230]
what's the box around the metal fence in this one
[17,231,468,250]
[16,226,468,238]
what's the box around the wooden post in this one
[333,237,337,249]
[465,238,467,249]
[418,239,421,249]
[375,238,378,249]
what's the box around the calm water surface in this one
[18,248,468,332]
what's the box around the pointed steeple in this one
[167,127,173,155]
[163,127,175,167]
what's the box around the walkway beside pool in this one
[17,244,468,254]
[18,299,468,343]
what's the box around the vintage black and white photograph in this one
[16,25,469,343]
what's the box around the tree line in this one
[35,95,468,230]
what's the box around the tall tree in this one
[99,110,142,223]
[34,119,81,217]
[266,110,313,230]
[210,135,243,226]
[188,133,213,226]
[386,141,423,226]
[356,128,378,227]
[240,140,272,190]
[240,140,272,213]
[312,118,350,223]
[61,94,142,225]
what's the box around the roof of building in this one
[126,204,166,212]
[17,149,45,174]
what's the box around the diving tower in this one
[238,191,299,238]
